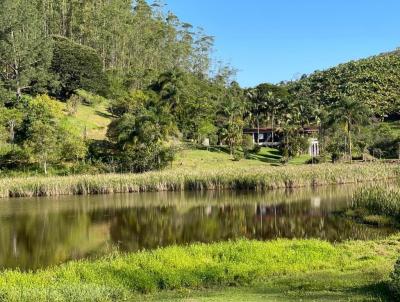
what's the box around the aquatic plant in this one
[352,186,400,220]
[0,162,398,198]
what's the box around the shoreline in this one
[0,162,398,199]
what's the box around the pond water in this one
[0,184,397,271]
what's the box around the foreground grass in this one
[1,237,399,301]
[0,162,398,198]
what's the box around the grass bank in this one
[0,237,399,301]
[0,162,398,198]
[350,186,400,224]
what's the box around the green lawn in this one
[171,147,311,170]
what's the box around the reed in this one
[0,162,398,198]
[352,185,400,219]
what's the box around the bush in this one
[118,144,176,173]
[241,134,254,159]
[232,150,243,161]
[252,144,262,154]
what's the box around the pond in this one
[0,184,396,271]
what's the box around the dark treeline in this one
[0,0,399,175]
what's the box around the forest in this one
[0,0,399,176]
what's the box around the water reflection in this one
[0,185,396,271]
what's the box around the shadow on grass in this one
[350,281,394,301]
[95,110,114,119]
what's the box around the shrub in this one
[252,144,262,154]
[241,135,254,159]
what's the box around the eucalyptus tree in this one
[0,0,53,100]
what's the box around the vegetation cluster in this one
[0,162,397,198]
[0,0,399,175]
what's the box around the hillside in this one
[289,50,400,117]
[62,102,112,140]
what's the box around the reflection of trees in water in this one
[0,212,91,270]
[0,192,396,271]
[109,201,395,252]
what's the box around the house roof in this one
[243,127,319,134]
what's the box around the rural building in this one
[243,127,320,156]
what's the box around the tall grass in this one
[352,186,400,219]
[348,185,400,299]
[0,162,398,198]
[0,237,399,301]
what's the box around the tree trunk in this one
[271,114,275,143]
[348,123,352,163]
[44,160,47,175]
[256,116,260,145]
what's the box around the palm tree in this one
[247,89,266,145]
[330,96,370,162]
[265,92,286,143]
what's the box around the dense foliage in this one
[0,0,399,175]
[289,51,400,118]
[51,36,108,98]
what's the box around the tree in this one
[51,36,108,98]
[0,107,23,145]
[106,95,176,173]
[254,83,290,143]
[329,96,371,162]
[246,88,265,145]
[217,82,246,155]
[25,121,59,174]
[0,0,54,100]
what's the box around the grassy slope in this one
[1,237,399,302]
[61,102,112,140]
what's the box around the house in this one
[243,127,320,157]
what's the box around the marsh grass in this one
[0,162,398,198]
[352,186,400,220]
[0,237,399,301]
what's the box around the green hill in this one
[289,50,400,117]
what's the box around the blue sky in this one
[164,0,400,87]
